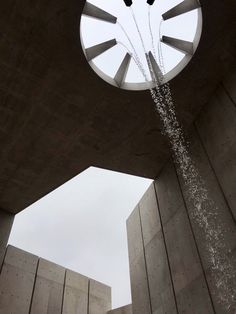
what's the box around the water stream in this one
[118,6,236,312]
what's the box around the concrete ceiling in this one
[0,0,235,213]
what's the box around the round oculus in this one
[80,0,202,90]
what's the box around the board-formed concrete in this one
[176,126,236,313]
[127,73,236,313]
[0,246,38,314]
[127,166,215,313]
[0,246,112,314]
[30,258,65,314]
[108,304,132,314]
[89,279,111,314]
[62,270,89,314]
[195,77,236,220]
[139,184,177,314]
[126,207,152,314]
[155,163,214,313]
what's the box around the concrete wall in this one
[89,279,111,314]
[30,258,65,314]
[62,270,89,314]
[0,246,38,314]
[0,245,111,314]
[0,209,14,267]
[127,74,236,314]
[108,304,132,314]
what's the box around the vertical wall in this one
[126,206,152,314]
[156,162,216,313]
[108,304,132,314]
[195,73,236,221]
[0,245,111,314]
[62,270,89,314]
[0,246,38,314]
[127,184,178,314]
[0,209,14,267]
[89,278,112,314]
[30,258,65,313]
[127,73,236,314]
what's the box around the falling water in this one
[118,6,236,312]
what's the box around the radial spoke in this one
[162,0,200,20]
[161,36,194,55]
[85,39,117,62]
[83,2,117,24]
[114,53,131,87]
[146,52,163,84]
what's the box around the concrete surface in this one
[195,76,236,220]
[30,258,65,314]
[127,74,236,312]
[83,2,117,24]
[127,207,152,314]
[108,304,132,314]
[0,0,235,213]
[62,270,88,314]
[89,279,111,314]
[161,36,193,55]
[0,246,38,314]
[162,0,200,20]
[0,246,111,314]
[85,39,117,62]
[0,210,14,267]
[177,126,236,313]
[114,53,131,88]
[139,184,177,313]
[127,164,215,313]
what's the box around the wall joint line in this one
[173,160,216,313]
[153,182,179,314]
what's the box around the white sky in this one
[9,167,152,309]
[81,0,198,83]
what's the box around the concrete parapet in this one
[62,270,89,314]
[0,246,111,314]
[0,245,38,314]
[89,278,111,314]
[107,304,132,314]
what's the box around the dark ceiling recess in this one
[147,0,155,5]
[0,0,235,213]
[123,0,133,7]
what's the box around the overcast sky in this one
[9,167,152,309]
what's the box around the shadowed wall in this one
[127,73,236,314]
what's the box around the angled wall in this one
[0,209,14,267]
[127,73,236,314]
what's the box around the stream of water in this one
[118,6,236,312]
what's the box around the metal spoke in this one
[162,0,200,20]
[83,2,117,24]
[85,39,117,62]
[161,36,194,55]
[114,53,132,87]
[146,52,163,84]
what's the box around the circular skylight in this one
[80,0,202,90]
